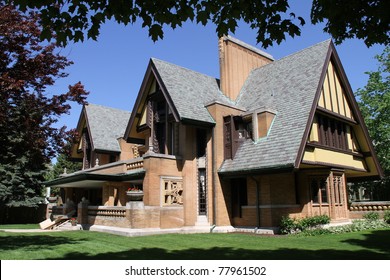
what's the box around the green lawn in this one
[0,227,389,260]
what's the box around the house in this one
[45,36,383,231]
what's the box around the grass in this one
[0,227,389,260]
[0,224,39,230]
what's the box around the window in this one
[310,177,328,204]
[149,92,178,155]
[317,114,349,151]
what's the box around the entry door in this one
[329,172,348,220]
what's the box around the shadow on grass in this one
[0,234,88,251]
[1,229,389,260]
[342,229,390,256]
[54,246,389,260]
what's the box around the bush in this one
[384,210,390,224]
[363,212,380,221]
[279,215,330,234]
[279,216,297,234]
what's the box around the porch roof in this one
[44,169,145,188]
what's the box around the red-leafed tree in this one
[0,4,89,207]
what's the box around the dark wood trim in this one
[306,142,363,157]
[124,60,154,141]
[329,43,384,178]
[332,67,341,114]
[294,41,333,168]
[150,61,181,123]
[316,106,357,125]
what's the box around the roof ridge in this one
[151,57,218,81]
[234,39,332,105]
[86,103,131,114]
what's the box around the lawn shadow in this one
[0,233,89,252]
[52,246,389,260]
[342,229,390,256]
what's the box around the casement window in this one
[310,177,328,204]
[317,114,349,151]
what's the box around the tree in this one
[45,150,82,196]
[6,0,389,48]
[0,5,89,207]
[355,47,390,200]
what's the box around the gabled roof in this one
[151,58,233,124]
[124,58,234,140]
[219,40,332,174]
[80,104,131,153]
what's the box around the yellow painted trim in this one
[303,147,366,171]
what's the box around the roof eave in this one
[218,163,295,177]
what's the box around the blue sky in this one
[51,1,385,132]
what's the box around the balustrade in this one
[349,201,390,211]
[88,206,126,218]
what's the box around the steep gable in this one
[299,47,383,179]
[72,104,131,156]
[219,40,331,174]
[125,58,232,142]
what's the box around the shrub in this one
[384,210,390,224]
[279,216,297,234]
[279,215,330,234]
[363,212,380,221]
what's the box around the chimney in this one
[219,36,274,101]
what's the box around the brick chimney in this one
[219,36,274,101]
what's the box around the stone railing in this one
[349,201,390,211]
[88,206,126,218]
[126,158,144,171]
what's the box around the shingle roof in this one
[85,104,131,152]
[219,39,331,174]
[151,58,234,124]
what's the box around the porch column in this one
[77,198,89,226]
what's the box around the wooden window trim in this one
[316,114,351,152]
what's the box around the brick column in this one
[77,198,89,226]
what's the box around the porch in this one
[47,200,185,229]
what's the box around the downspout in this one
[210,126,217,232]
[251,176,261,229]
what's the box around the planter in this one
[47,196,57,203]
[126,191,144,201]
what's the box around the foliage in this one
[355,47,390,201]
[6,0,305,48]
[45,152,82,195]
[6,1,389,48]
[384,210,390,224]
[0,5,88,207]
[363,212,380,221]
[311,0,390,47]
[279,215,330,234]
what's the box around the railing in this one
[88,206,126,218]
[126,158,144,171]
[349,201,390,211]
